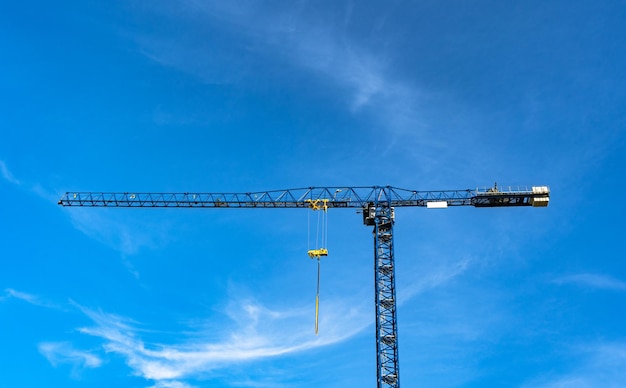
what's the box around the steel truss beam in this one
[373,205,400,388]
[58,185,549,209]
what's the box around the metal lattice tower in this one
[370,204,399,386]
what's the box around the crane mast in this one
[368,202,399,386]
[59,185,549,388]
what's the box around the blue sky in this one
[1,1,625,387]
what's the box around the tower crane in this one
[58,184,550,387]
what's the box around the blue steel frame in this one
[58,185,548,209]
[373,203,399,387]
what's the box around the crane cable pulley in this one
[306,199,328,335]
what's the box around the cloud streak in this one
[553,273,626,292]
[0,159,65,203]
[398,257,471,304]
[148,382,195,388]
[38,342,103,377]
[132,2,423,136]
[0,160,21,185]
[522,342,626,388]
[62,208,174,278]
[4,288,61,309]
[72,294,370,386]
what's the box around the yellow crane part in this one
[306,198,329,258]
[307,248,328,259]
[305,198,329,211]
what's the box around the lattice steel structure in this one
[59,185,549,388]
[371,204,399,386]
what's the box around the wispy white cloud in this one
[553,273,626,292]
[38,341,103,377]
[64,208,173,266]
[0,160,21,185]
[73,294,369,386]
[5,288,38,303]
[398,257,471,304]
[148,381,196,388]
[522,342,626,388]
[62,208,177,278]
[4,288,61,309]
[0,159,65,203]
[132,2,423,136]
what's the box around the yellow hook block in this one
[307,248,328,259]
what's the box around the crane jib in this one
[58,185,549,209]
